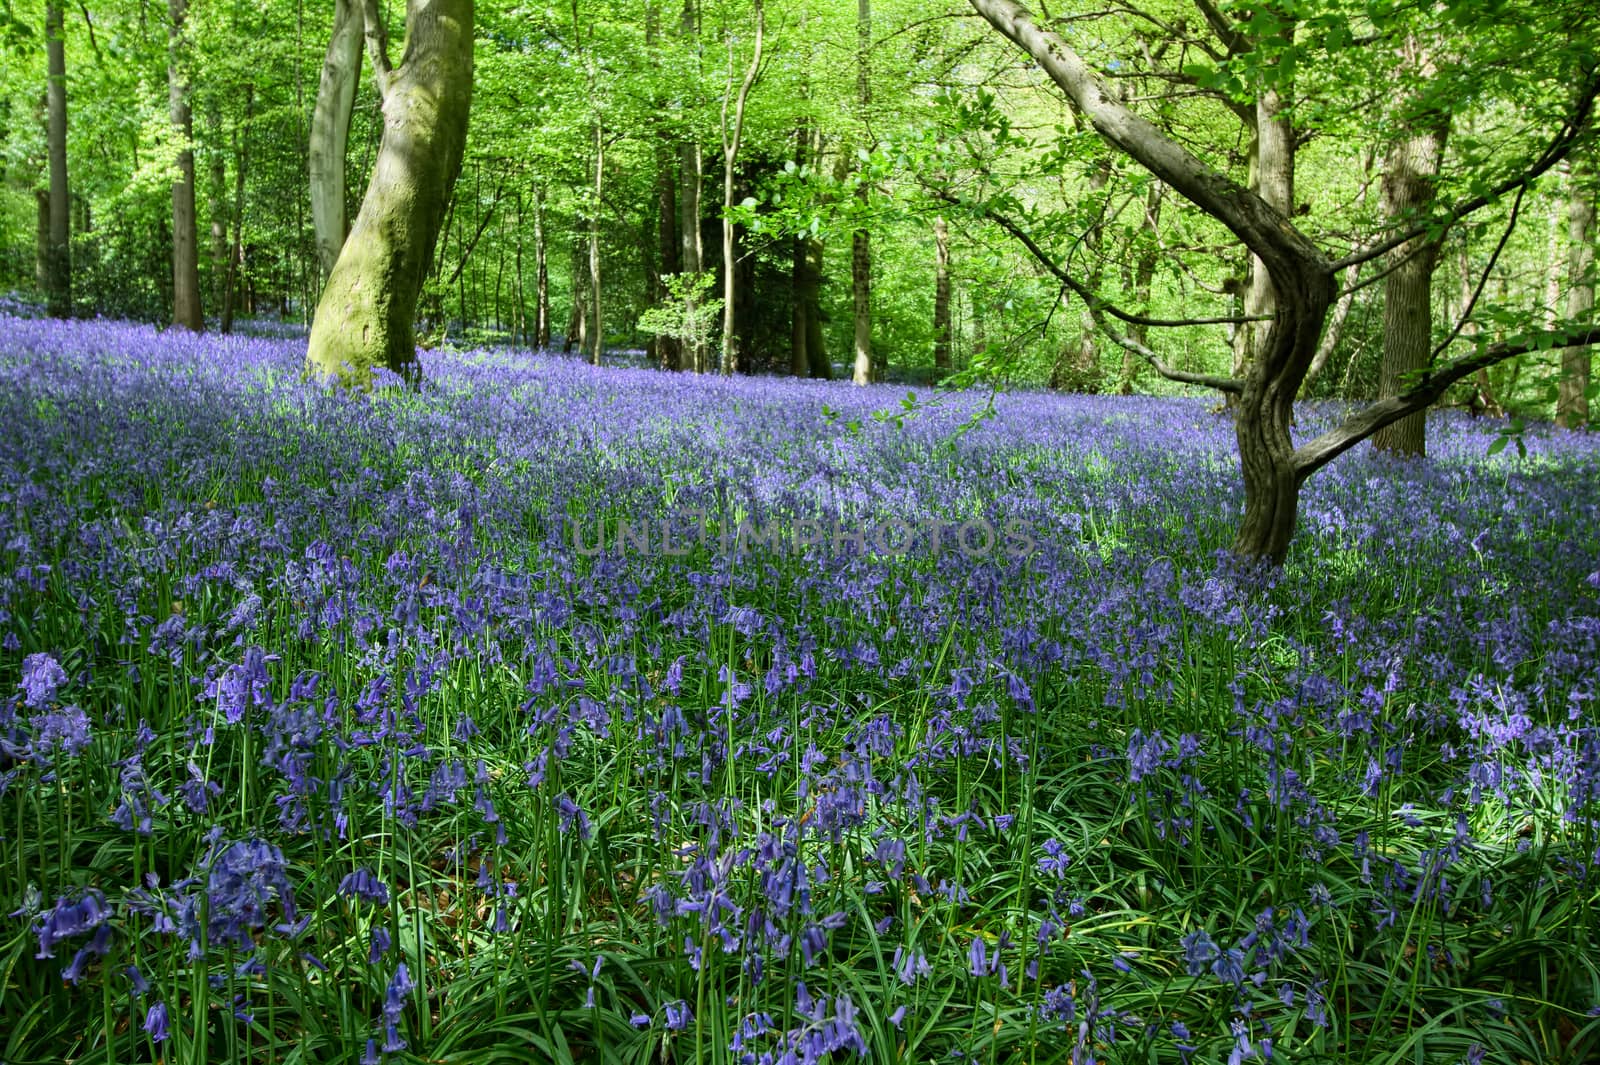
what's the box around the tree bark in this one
[207,104,228,312]
[678,0,705,372]
[589,122,603,366]
[309,0,365,283]
[934,214,952,376]
[305,0,474,385]
[1372,66,1449,456]
[1232,84,1293,382]
[221,87,252,334]
[851,0,873,385]
[1558,158,1594,428]
[168,0,203,332]
[533,184,550,347]
[719,0,763,375]
[44,0,71,318]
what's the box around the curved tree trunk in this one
[306,0,474,386]
[168,0,203,332]
[1558,158,1594,429]
[309,0,364,283]
[44,0,71,318]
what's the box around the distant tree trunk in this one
[589,122,603,366]
[1303,153,1373,395]
[1558,159,1594,428]
[1119,181,1163,394]
[790,130,828,380]
[34,188,49,298]
[648,3,680,370]
[851,0,873,384]
[221,87,252,334]
[306,0,474,385]
[1056,156,1110,391]
[309,0,364,283]
[207,104,228,311]
[678,0,705,372]
[934,214,952,376]
[718,0,762,375]
[1373,58,1449,456]
[168,0,203,332]
[565,236,586,355]
[533,184,550,346]
[44,0,71,318]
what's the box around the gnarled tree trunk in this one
[306,0,474,385]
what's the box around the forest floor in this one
[2,315,1598,1065]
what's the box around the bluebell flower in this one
[19,653,67,709]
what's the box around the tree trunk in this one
[168,0,202,332]
[207,104,228,312]
[678,0,705,372]
[565,236,586,355]
[309,0,364,283]
[718,0,762,375]
[44,0,71,318]
[1119,181,1163,394]
[34,188,49,299]
[1558,158,1594,429]
[589,122,603,366]
[533,185,550,347]
[221,87,252,334]
[1372,73,1449,456]
[1232,86,1293,382]
[851,0,872,385]
[934,215,952,376]
[305,0,474,385]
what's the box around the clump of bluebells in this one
[1,315,1598,1063]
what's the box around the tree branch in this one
[1294,325,1600,477]
[362,0,392,103]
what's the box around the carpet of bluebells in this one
[2,315,1599,1065]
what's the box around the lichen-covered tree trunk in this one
[309,0,364,282]
[306,0,473,386]
[44,0,71,318]
[168,0,203,332]
[1372,83,1449,456]
[1558,158,1594,429]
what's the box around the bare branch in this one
[1428,183,1524,362]
[1294,325,1600,477]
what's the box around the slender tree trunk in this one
[719,0,762,375]
[221,87,252,333]
[590,122,603,365]
[565,236,586,354]
[655,149,680,368]
[309,0,364,283]
[207,104,228,311]
[1372,68,1449,456]
[168,0,203,332]
[678,0,705,372]
[34,189,49,299]
[933,215,952,376]
[1119,182,1163,394]
[1302,153,1373,394]
[1558,159,1594,428]
[851,0,872,384]
[44,0,71,318]
[306,0,474,385]
[790,122,827,377]
[533,185,550,346]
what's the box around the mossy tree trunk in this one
[306,0,474,386]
